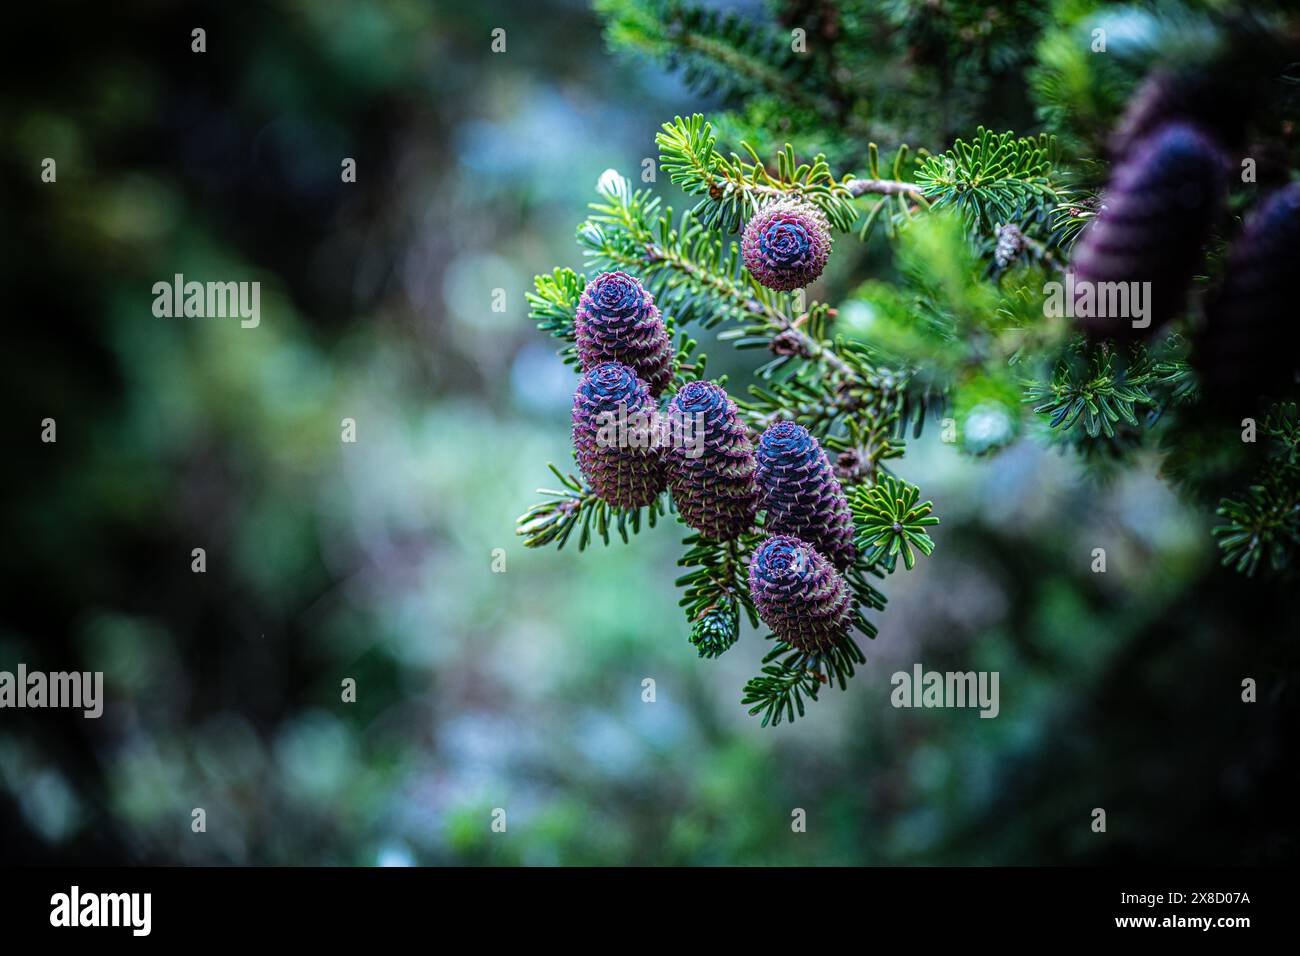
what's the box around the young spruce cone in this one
[1071,122,1228,339]
[1195,183,1300,408]
[741,200,832,291]
[572,362,666,509]
[665,380,758,540]
[755,421,856,571]
[748,535,852,653]
[690,601,740,659]
[575,271,675,395]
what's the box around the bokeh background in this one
[1,0,1295,865]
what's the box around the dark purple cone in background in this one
[748,534,852,653]
[572,362,666,509]
[1109,70,1248,161]
[741,200,832,292]
[575,271,675,395]
[755,421,856,571]
[1071,122,1228,340]
[665,381,758,540]
[1195,183,1300,409]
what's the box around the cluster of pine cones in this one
[570,271,855,653]
[1070,69,1300,408]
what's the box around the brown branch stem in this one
[844,177,924,200]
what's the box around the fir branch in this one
[741,645,822,727]
[526,267,585,367]
[1144,354,1199,422]
[739,354,908,442]
[580,170,910,418]
[642,237,787,328]
[581,168,878,393]
[720,306,863,385]
[854,142,929,243]
[846,179,923,199]
[1263,401,1300,461]
[741,375,863,436]
[1214,463,1300,577]
[1214,402,1300,577]
[657,114,863,232]
[850,142,926,200]
[516,464,665,551]
[914,126,1066,236]
[596,0,834,115]
[579,169,793,329]
[1025,343,1154,439]
[676,532,759,659]
[851,473,940,572]
[740,633,867,727]
[825,416,905,484]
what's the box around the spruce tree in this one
[518,0,1300,725]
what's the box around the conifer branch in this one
[657,114,860,232]
[580,169,884,400]
[1025,343,1154,439]
[676,532,759,659]
[596,0,835,115]
[914,127,1068,238]
[523,2,1300,741]
[580,169,796,330]
[826,417,905,485]
[1214,463,1300,577]
[526,267,584,365]
[741,633,868,727]
[517,464,666,551]
[851,474,940,573]
[1214,403,1300,577]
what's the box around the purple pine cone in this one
[748,535,853,653]
[755,421,856,571]
[572,362,666,509]
[665,380,758,540]
[1196,183,1300,408]
[1071,122,1228,339]
[1110,70,1247,161]
[741,200,832,292]
[575,271,675,395]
